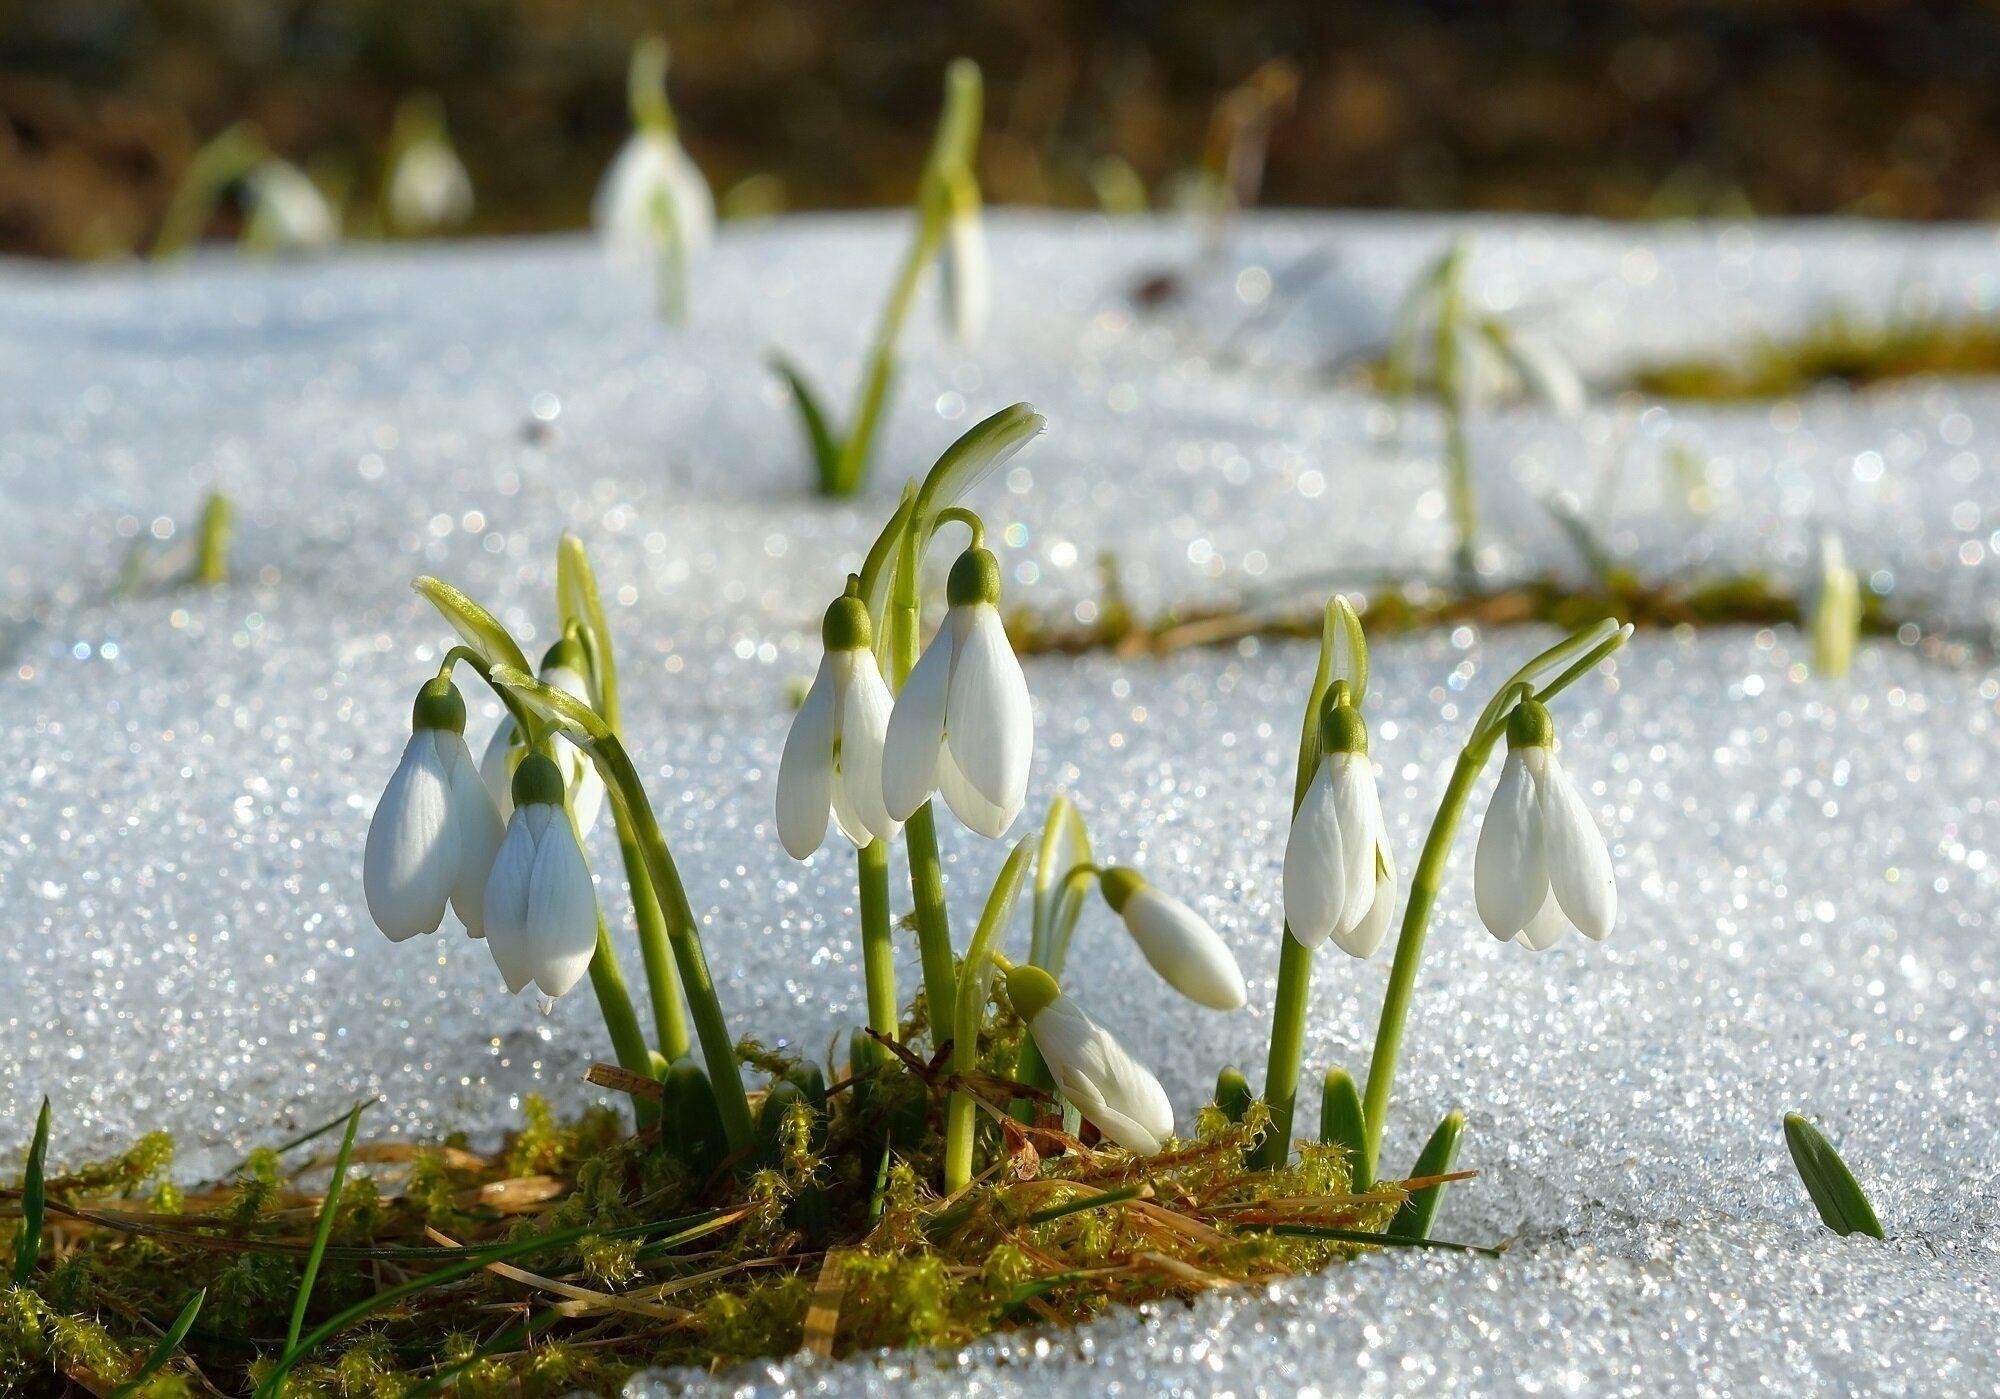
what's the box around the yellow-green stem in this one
[1252,930,1315,1171]
[857,839,898,1048]
[905,804,957,1050]
[588,910,659,1129]
[616,822,690,1061]
[825,227,941,497]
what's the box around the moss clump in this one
[1630,312,2000,400]
[1,990,1453,1394]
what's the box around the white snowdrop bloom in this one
[776,593,901,857]
[882,547,1033,838]
[1007,967,1174,1154]
[387,137,473,233]
[938,174,989,344]
[1505,330,1586,417]
[593,131,714,263]
[482,753,601,998]
[1098,868,1246,1010]
[1473,699,1616,951]
[481,639,604,835]
[1283,698,1397,957]
[364,678,503,942]
[243,160,340,252]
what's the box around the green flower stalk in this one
[1810,533,1862,678]
[943,835,1034,1192]
[771,59,987,497]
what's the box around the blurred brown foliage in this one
[3,0,1997,258]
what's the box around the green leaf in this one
[285,1101,367,1351]
[913,401,1045,522]
[1387,1110,1463,1240]
[953,834,1037,1077]
[413,576,531,675]
[11,1097,50,1286]
[662,1057,726,1179]
[767,351,844,487]
[1214,1067,1253,1124]
[1784,1112,1885,1239]
[1319,1068,1371,1192]
[556,533,620,727]
[108,1288,206,1398]
[489,664,614,746]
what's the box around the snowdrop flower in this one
[242,160,339,252]
[1006,967,1174,1154]
[481,638,604,835]
[1473,700,1616,951]
[883,547,1032,838]
[1098,867,1246,1010]
[595,132,713,261]
[1283,695,1397,956]
[386,99,473,234]
[1503,330,1585,417]
[1810,532,1861,679]
[364,677,503,941]
[938,167,988,344]
[483,752,600,998]
[776,592,900,857]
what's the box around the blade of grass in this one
[107,1288,206,1399]
[1023,1183,1145,1227]
[1783,1112,1885,1239]
[10,1098,50,1285]
[284,1101,366,1352]
[1241,1221,1506,1256]
[1387,1111,1463,1240]
[223,1095,379,1179]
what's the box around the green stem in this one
[1435,244,1477,584]
[1359,739,1494,1177]
[905,803,958,1051]
[587,910,659,1128]
[827,227,941,496]
[945,839,1033,1192]
[1252,930,1315,1171]
[857,839,898,1046]
[617,822,689,1060]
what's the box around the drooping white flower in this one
[593,131,714,264]
[882,546,1033,838]
[482,752,600,998]
[1503,329,1586,417]
[1098,867,1246,1010]
[1473,699,1616,951]
[938,168,988,344]
[1283,697,1397,956]
[364,678,503,941]
[1007,967,1174,1154]
[242,160,340,253]
[481,639,604,835]
[387,132,474,233]
[776,593,900,857]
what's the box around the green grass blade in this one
[1244,1222,1505,1257]
[1319,1068,1371,1192]
[767,351,844,486]
[1784,1112,1885,1239]
[108,1288,206,1398]
[1387,1110,1463,1240]
[284,1102,366,1352]
[11,1097,51,1286]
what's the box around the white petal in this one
[1514,887,1572,951]
[1031,997,1173,1154]
[1474,750,1548,940]
[1332,861,1398,959]
[1537,751,1617,941]
[881,626,954,822]
[775,657,840,860]
[523,810,601,998]
[1508,331,1586,417]
[1328,755,1382,938]
[835,650,901,844]
[941,605,1032,834]
[363,733,456,941]
[482,810,544,993]
[1282,764,1347,949]
[439,732,504,938]
[480,718,524,822]
[1121,888,1246,1010]
[941,211,989,343]
[593,134,712,261]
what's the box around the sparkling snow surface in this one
[1,215,1996,1394]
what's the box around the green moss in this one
[1631,312,2000,400]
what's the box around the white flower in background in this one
[242,160,340,252]
[776,592,900,857]
[1007,967,1174,1154]
[1809,532,1862,679]
[938,167,988,344]
[1503,329,1586,417]
[483,752,601,998]
[594,131,714,262]
[364,678,503,941]
[482,639,604,835]
[1283,697,1397,957]
[883,546,1033,838]
[386,105,474,233]
[1473,699,1616,951]
[1098,867,1246,1010]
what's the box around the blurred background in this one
[4,0,1998,260]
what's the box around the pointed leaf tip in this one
[1784,1112,1884,1240]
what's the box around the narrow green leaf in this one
[767,351,844,485]
[193,491,232,587]
[413,576,531,675]
[108,1288,206,1398]
[10,1097,50,1286]
[913,401,1045,522]
[1387,1110,1463,1240]
[556,533,619,727]
[662,1057,726,1179]
[1214,1066,1253,1124]
[1784,1112,1885,1239]
[1319,1068,1371,1192]
[489,664,613,746]
[1025,1183,1143,1226]
[284,1101,366,1352]
[1243,1221,1505,1257]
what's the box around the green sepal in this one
[1319,1069,1371,1192]
[1784,1112,1885,1239]
[1387,1110,1463,1240]
[411,676,467,735]
[1214,1066,1252,1124]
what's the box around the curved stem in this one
[931,506,986,551]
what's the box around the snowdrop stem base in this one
[1360,742,1491,1177]
[904,803,959,1053]
[588,910,660,1127]
[857,840,899,1053]
[616,822,690,1062]
[1251,930,1315,1171]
